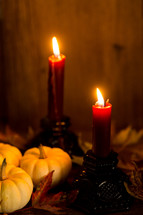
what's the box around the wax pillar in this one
[48,37,66,121]
[92,89,112,157]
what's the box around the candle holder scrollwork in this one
[73,150,134,214]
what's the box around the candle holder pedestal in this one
[73,150,133,214]
[28,116,83,157]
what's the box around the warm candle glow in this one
[96,88,104,106]
[52,36,60,57]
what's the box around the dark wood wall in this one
[0,0,143,139]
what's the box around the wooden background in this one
[0,0,143,141]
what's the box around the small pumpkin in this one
[20,145,72,187]
[0,142,22,166]
[0,158,33,213]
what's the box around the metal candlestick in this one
[73,150,133,214]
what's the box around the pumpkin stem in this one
[39,144,47,159]
[0,158,7,181]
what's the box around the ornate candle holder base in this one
[73,150,133,214]
[28,116,83,157]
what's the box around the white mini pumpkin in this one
[0,158,33,213]
[0,143,22,166]
[20,145,72,187]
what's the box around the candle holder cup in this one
[28,115,83,157]
[73,150,133,214]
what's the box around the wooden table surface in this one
[7,155,143,215]
[9,162,143,215]
[10,199,143,215]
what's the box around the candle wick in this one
[54,54,61,60]
[105,99,109,106]
[54,54,59,58]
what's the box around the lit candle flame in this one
[96,88,104,106]
[52,36,60,57]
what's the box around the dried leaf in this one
[34,189,78,214]
[34,191,67,214]
[124,161,143,200]
[32,171,54,206]
[32,170,78,214]
[41,190,78,207]
[113,126,132,146]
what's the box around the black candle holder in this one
[73,150,134,214]
[28,115,83,157]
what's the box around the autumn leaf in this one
[32,171,78,214]
[32,171,54,206]
[124,161,143,200]
[34,189,78,214]
[40,190,78,207]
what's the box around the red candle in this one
[92,88,112,158]
[48,37,66,121]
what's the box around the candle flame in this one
[52,36,60,57]
[96,88,104,106]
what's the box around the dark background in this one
[0,0,143,142]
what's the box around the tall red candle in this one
[92,88,112,158]
[48,37,66,121]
